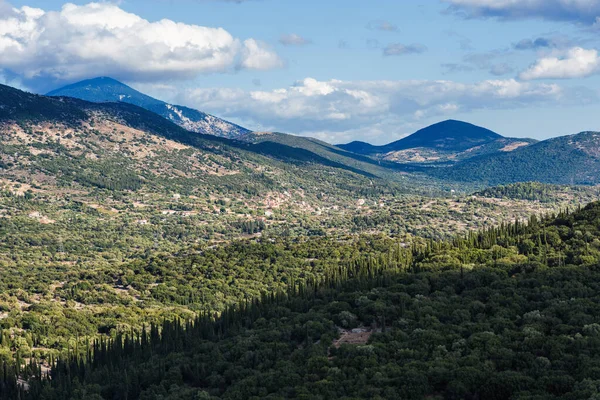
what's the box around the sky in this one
[1,0,600,144]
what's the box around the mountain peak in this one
[76,76,125,85]
[337,119,514,160]
[402,119,502,147]
[47,77,250,139]
[366,119,503,153]
[47,77,129,94]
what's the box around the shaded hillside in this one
[435,131,600,185]
[0,84,87,123]
[240,132,413,180]
[47,77,250,138]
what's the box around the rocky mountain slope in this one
[47,77,250,139]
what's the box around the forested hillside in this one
[5,202,600,399]
[4,0,600,399]
[435,132,600,185]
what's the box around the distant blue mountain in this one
[47,77,250,139]
[337,120,537,164]
[339,120,504,154]
[382,120,502,152]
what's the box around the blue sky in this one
[2,0,600,143]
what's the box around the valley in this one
[2,0,600,398]
[1,81,600,399]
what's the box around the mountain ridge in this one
[433,130,600,185]
[338,120,504,153]
[47,77,251,139]
[6,81,600,187]
[0,83,420,184]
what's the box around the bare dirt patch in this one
[500,142,531,152]
[332,327,374,348]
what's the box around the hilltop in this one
[339,120,536,164]
[380,119,503,152]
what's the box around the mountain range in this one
[336,119,600,185]
[3,80,600,186]
[47,77,250,139]
[0,82,426,204]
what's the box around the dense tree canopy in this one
[3,203,600,399]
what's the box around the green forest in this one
[3,202,600,399]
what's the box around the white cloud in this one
[175,77,587,142]
[445,0,600,24]
[279,33,312,46]
[0,1,283,87]
[239,39,285,70]
[520,47,600,79]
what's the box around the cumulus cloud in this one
[383,43,427,56]
[445,0,600,24]
[520,47,600,79]
[0,1,283,87]
[279,33,312,46]
[239,39,285,70]
[366,20,399,32]
[174,77,589,142]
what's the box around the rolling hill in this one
[47,77,250,139]
[339,120,536,164]
[433,131,600,185]
[2,83,415,182]
[239,131,413,180]
[7,82,600,188]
